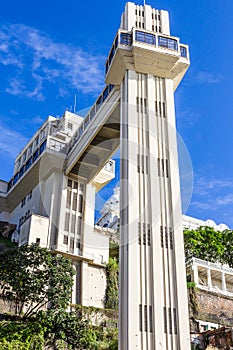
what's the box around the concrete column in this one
[192,265,199,286]
[222,272,227,292]
[207,268,212,290]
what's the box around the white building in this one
[0,111,115,308]
[1,1,193,348]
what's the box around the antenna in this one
[74,94,76,114]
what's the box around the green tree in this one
[0,244,75,318]
[184,226,233,266]
[105,258,119,310]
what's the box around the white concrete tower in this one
[105,2,190,349]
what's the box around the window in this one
[77,216,82,234]
[34,137,39,147]
[13,173,19,185]
[72,192,77,211]
[28,144,33,155]
[19,166,25,178]
[66,189,72,209]
[33,150,39,162]
[120,32,132,46]
[21,197,26,208]
[64,212,70,231]
[40,128,46,140]
[70,237,74,253]
[71,214,76,233]
[36,238,40,246]
[23,152,27,162]
[76,239,81,249]
[25,157,32,170]
[17,158,21,169]
[27,191,32,201]
[68,179,72,188]
[78,194,83,213]
[180,46,187,58]
[135,31,156,45]
[73,181,78,190]
[40,140,47,154]
[158,36,178,50]
[63,235,68,245]
[68,122,73,130]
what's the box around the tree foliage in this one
[105,258,119,310]
[184,226,233,267]
[0,244,75,318]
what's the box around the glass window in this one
[72,192,77,211]
[66,189,72,209]
[39,140,47,154]
[25,157,32,170]
[63,235,68,245]
[64,212,70,231]
[28,144,33,154]
[158,36,178,50]
[70,237,74,253]
[135,31,156,45]
[23,152,27,162]
[19,166,25,178]
[180,46,187,58]
[78,194,83,214]
[68,122,73,130]
[71,214,76,233]
[68,179,72,188]
[120,32,132,46]
[77,216,82,234]
[76,239,81,249]
[13,173,19,185]
[33,150,39,162]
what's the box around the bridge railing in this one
[67,84,115,155]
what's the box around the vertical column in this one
[222,272,227,292]
[207,268,212,290]
[192,264,199,286]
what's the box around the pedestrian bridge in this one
[66,84,121,182]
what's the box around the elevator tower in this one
[105,2,190,349]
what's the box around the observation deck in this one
[105,28,190,90]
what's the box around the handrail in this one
[67,84,115,155]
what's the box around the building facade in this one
[0,111,115,308]
[1,2,192,349]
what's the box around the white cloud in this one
[0,123,28,158]
[195,176,233,196]
[191,175,233,213]
[196,71,222,84]
[0,23,105,100]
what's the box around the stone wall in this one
[189,287,233,327]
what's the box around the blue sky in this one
[0,0,233,227]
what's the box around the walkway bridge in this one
[66,84,121,182]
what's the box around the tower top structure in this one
[106,1,189,90]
